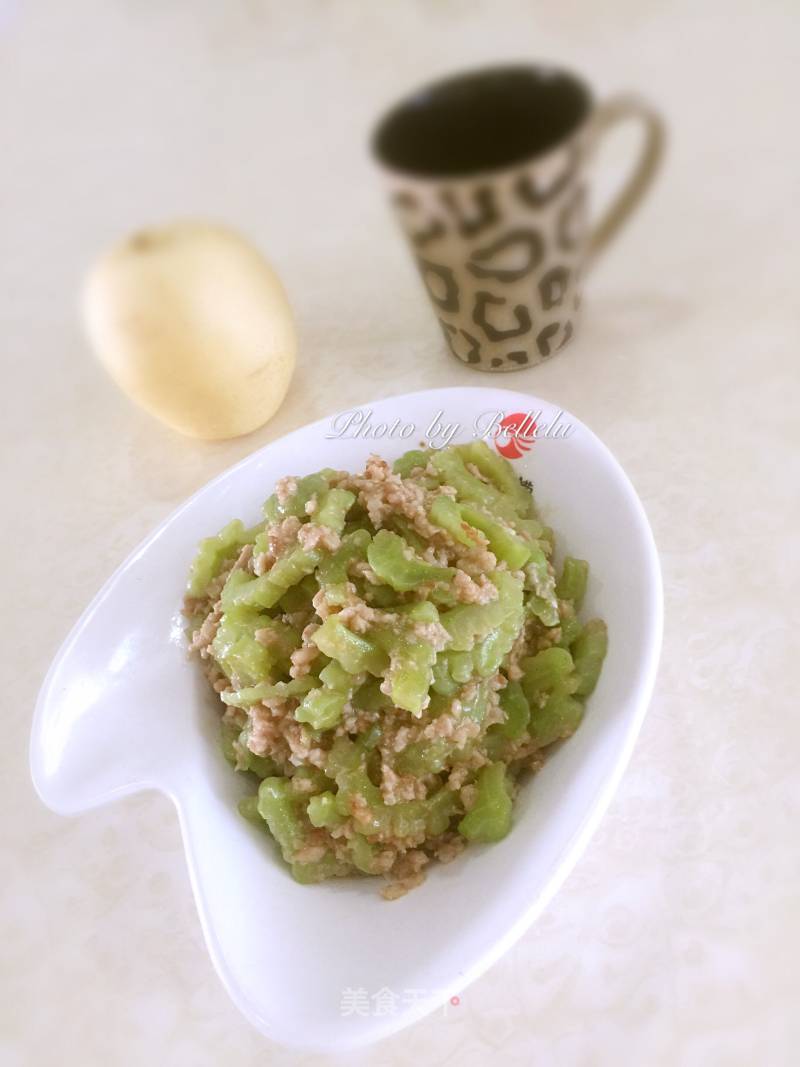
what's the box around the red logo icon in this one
[494,412,536,460]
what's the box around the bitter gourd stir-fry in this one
[184,442,607,899]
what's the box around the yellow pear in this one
[83,221,297,439]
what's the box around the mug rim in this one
[371,61,595,183]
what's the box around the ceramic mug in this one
[372,64,664,372]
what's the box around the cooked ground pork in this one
[380,764,428,805]
[275,476,298,505]
[350,559,381,585]
[451,537,497,577]
[337,595,396,634]
[381,849,430,900]
[341,455,440,540]
[311,587,333,621]
[411,619,450,651]
[252,551,274,576]
[297,522,340,553]
[452,568,498,604]
[267,516,302,557]
[421,710,481,747]
[189,602,223,657]
[289,623,320,678]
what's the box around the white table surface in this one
[2,1,798,1064]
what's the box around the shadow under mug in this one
[372,64,665,372]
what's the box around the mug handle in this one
[586,94,666,266]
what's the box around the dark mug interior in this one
[372,64,592,180]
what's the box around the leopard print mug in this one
[372,64,664,372]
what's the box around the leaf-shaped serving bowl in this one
[30,386,662,1052]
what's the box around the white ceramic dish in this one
[30,386,662,1051]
